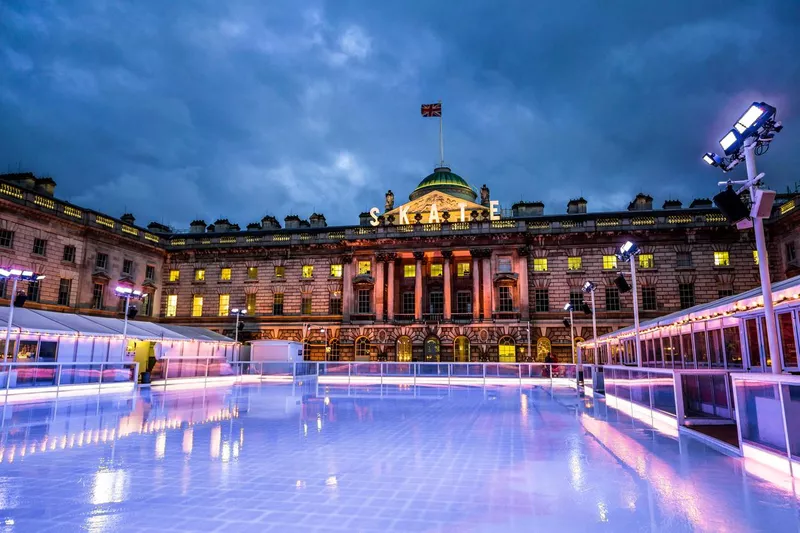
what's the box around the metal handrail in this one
[0,361,138,402]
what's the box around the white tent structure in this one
[0,307,239,366]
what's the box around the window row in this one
[532,251,755,272]
[531,283,703,312]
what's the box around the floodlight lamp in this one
[734,102,775,134]
[36,275,46,281]
[563,303,572,311]
[231,308,240,313]
[9,269,22,276]
[115,286,133,295]
[582,281,596,293]
[703,152,723,167]
[562,318,571,328]
[619,241,639,260]
[132,290,142,296]
[719,129,741,156]
[21,271,33,278]
[0,269,10,278]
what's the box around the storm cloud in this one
[1,0,798,228]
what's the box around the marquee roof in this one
[0,307,235,343]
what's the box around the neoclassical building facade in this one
[0,169,793,362]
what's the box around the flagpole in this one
[438,100,444,167]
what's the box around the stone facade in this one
[0,170,795,363]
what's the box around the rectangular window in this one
[718,289,735,298]
[194,268,206,281]
[122,259,133,275]
[642,287,657,311]
[142,292,153,316]
[218,294,230,316]
[169,269,180,282]
[605,287,620,311]
[358,260,371,275]
[533,258,547,272]
[401,292,415,315]
[569,289,583,310]
[192,295,204,317]
[32,238,47,256]
[498,257,513,273]
[301,297,312,315]
[300,265,313,278]
[329,294,342,315]
[679,283,695,309]
[713,251,730,267]
[498,286,514,312]
[787,242,797,264]
[534,288,549,312]
[246,293,257,315]
[404,264,416,278]
[357,289,371,314]
[270,266,280,279]
[567,257,582,271]
[27,281,40,303]
[638,254,654,269]
[602,255,617,270]
[457,262,471,277]
[676,251,693,268]
[220,267,232,281]
[330,264,342,278]
[145,265,156,280]
[456,291,471,314]
[0,278,5,299]
[166,294,177,317]
[57,278,72,306]
[62,245,76,263]
[272,293,284,315]
[92,283,104,309]
[430,264,443,277]
[95,253,108,270]
[429,291,443,314]
[752,250,759,266]
[0,229,14,248]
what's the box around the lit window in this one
[220,268,231,281]
[192,295,203,317]
[533,258,547,272]
[330,264,342,278]
[602,256,617,270]
[431,264,443,277]
[358,260,371,275]
[714,251,730,267]
[302,265,314,278]
[639,254,654,269]
[218,294,230,316]
[194,269,205,281]
[249,267,260,279]
[567,257,582,271]
[166,295,177,317]
[169,269,180,282]
[498,337,516,363]
[246,293,257,315]
[271,266,281,278]
[404,264,416,278]
[753,250,759,265]
[457,262,470,277]
[397,336,412,362]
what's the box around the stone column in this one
[482,253,493,321]
[375,254,385,321]
[386,254,396,321]
[442,250,452,320]
[517,246,530,321]
[413,251,425,321]
[470,250,481,320]
[342,254,353,323]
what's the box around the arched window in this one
[355,337,370,360]
[328,339,340,361]
[536,337,552,362]
[424,336,440,362]
[396,336,412,362]
[454,336,470,362]
[498,336,516,362]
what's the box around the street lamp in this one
[115,286,146,360]
[616,241,642,367]
[320,328,329,360]
[0,268,45,360]
[563,303,576,364]
[703,101,783,374]
[582,281,599,366]
[231,308,246,343]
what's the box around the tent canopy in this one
[0,307,235,344]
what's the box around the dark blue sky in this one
[1,1,798,228]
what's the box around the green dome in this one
[410,167,477,202]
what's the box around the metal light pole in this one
[569,306,576,364]
[629,258,642,367]
[115,286,144,359]
[231,308,245,343]
[582,281,600,366]
[527,321,532,362]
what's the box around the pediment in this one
[384,191,485,225]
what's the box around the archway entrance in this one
[498,336,516,363]
[424,337,440,362]
[454,336,470,362]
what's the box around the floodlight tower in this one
[703,102,783,374]
[617,241,642,367]
[582,281,599,365]
[563,303,576,364]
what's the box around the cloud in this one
[0,0,798,229]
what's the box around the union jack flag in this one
[421,103,442,117]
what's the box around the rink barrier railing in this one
[0,361,138,403]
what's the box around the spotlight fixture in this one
[581,302,592,315]
[617,241,640,262]
[563,303,573,311]
[614,274,631,293]
[719,129,741,156]
[703,152,724,167]
[562,318,571,328]
[734,102,776,135]
[712,185,750,224]
[581,281,596,293]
